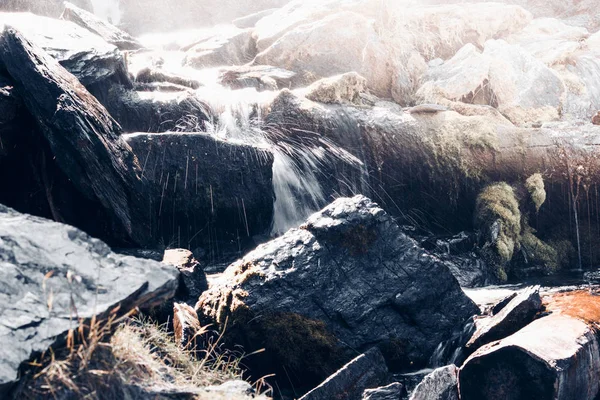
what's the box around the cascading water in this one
[89,0,121,25]
[129,32,364,235]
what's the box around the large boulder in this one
[300,348,389,400]
[0,12,128,86]
[0,204,179,395]
[123,132,275,253]
[61,2,143,51]
[197,195,479,390]
[459,314,600,400]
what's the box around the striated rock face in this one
[124,133,275,253]
[409,365,459,400]
[0,12,128,86]
[0,205,179,395]
[459,314,600,400]
[300,348,389,400]
[61,2,143,51]
[197,195,479,389]
[466,285,542,351]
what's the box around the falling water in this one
[128,32,364,235]
[89,0,121,25]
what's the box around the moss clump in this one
[525,173,546,213]
[475,183,522,280]
[520,226,560,274]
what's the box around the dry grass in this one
[13,314,269,400]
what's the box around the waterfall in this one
[90,0,121,25]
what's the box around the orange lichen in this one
[543,290,600,325]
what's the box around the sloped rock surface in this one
[300,348,389,400]
[62,2,143,51]
[197,195,479,389]
[459,314,600,400]
[0,12,127,86]
[184,27,256,68]
[0,205,179,395]
[362,382,405,400]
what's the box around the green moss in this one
[525,173,546,213]
[520,226,560,273]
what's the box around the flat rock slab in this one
[467,285,542,350]
[0,12,125,85]
[300,348,388,400]
[0,205,179,394]
[459,314,600,400]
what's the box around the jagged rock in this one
[98,85,209,133]
[197,195,479,390]
[61,2,143,51]
[0,27,150,246]
[124,132,274,253]
[0,205,179,395]
[184,27,256,68]
[409,365,459,400]
[394,370,433,397]
[173,303,202,348]
[362,383,405,400]
[0,13,129,86]
[593,111,600,125]
[459,314,600,400]
[305,72,368,105]
[439,255,487,288]
[163,249,208,305]
[300,348,389,400]
[0,75,20,150]
[466,286,542,351]
[219,65,296,91]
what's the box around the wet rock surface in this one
[300,348,389,400]
[362,382,405,400]
[0,12,128,86]
[197,195,479,390]
[124,132,274,254]
[0,204,179,394]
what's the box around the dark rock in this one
[459,314,600,400]
[300,348,389,400]
[61,2,143,51]
[490,292,518,315]
[362,383,405,400]
[466,285,542,351]
[593,111,600,125]
[0,13,129,86]
[409,365,459,400]
[219,65,295,91]
[438,254,487,288]
[0,27,150,246]
[173,303,201,348]
[163,249,208,305]
[99,85,209,133]
[114,248,164,261]
[197,195,479,390]
[0,204,179,395]
[124,132,274,254]
[135,67,201,90]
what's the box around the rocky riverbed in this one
[1,1,600,399]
